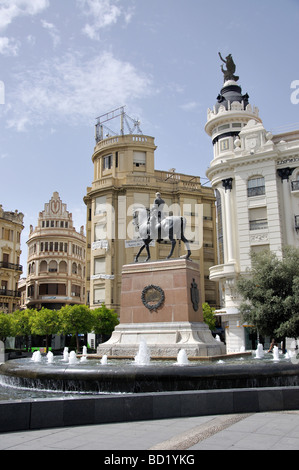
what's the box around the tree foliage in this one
[92,304,119,337]
[237,247,299,340]
[0,303,119,352]
[29,308,61,353]
[0,312,13,342]
[202,302,216,331]
[59,304,96,352]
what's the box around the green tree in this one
[202,302,216,331]
[0,312,13,343]
[92,304,119,342]
[11,309,34,351]
[237,247,299,342]
[59,305,94,352]
[29,308,61,353]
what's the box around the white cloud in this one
[5,51,152,131]
[180,101,201,112]
[0,36,19,55]
[0,0,49,31]
[41,19,60,47]
[77,0,133,40]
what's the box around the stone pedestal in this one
[97,259,226,357]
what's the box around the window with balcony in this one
[59,261,67,273]
[49,260,58,272]
[94,258,106,275]
[39,283,66,296]
[249,207,268,231]
[95,196,106,215]
[133,151,146,167]
[94,222,107,241]
[248,177,265,197]
[94,287,105,304]
[103,154,113,170]
[291,181,299,191]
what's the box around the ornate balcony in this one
[0,261,23,272]
[0,288,21,298]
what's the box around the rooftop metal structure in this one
[95,106,143,143]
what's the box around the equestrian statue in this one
[133,192,191,262]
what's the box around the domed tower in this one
[205,53,262,164]
[205,54,287,352]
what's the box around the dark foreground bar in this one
[1,386,299,433]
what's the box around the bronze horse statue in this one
[133,207,191,262]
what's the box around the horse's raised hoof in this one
[145,257,151,262]
[180,253,191,260]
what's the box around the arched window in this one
[40,260,47,272]
[59,261,67,273]
[49,260,58,272]
[247,177,265,197]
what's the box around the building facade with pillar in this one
[0,205,24,313]
[205,68,299,352]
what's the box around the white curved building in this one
[26,192,86,310]
[205,69,299,352]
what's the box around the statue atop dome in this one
[218,52,239,83]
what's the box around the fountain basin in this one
[1,359,299,394]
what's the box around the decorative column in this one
[278,168,295,245]
[222,178,234,262]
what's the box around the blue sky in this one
[0,0,299,272]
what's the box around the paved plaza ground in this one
[1,410,299,451]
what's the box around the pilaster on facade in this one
[0,205,24,312]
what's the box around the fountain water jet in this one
[68,351,78,364]
[100,355,108,365]
[134,339,150,365]
[176,349,189,365]
[47,351,54,363]
[80,346,88,362]
[273,345,280,362]
[63,347,69,362]
[255,343,264,359]
[31,351,42,363]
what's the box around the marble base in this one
[96,321,226,357]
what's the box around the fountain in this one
[100,355,108,365]
[47,351,54,363]
[273,345,280,362]
[80,346,88,362]
[176,349,189,365]
[31,350,42,363]
[1,344,299,395]
[134,339,150,365]
[68,350,78,364]
[255,343,265,359]
[63,347,69,362]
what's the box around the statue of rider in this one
[152,192,165,241]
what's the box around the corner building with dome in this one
[205,57,299,352]
[25,192,86,311]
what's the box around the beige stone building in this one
[26,192,86,310]
[0,205,24,312]
[84,130,219,315]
